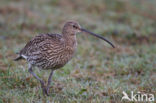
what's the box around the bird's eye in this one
[73,25,77,29]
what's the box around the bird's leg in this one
[46,70,54,95]
[28,64,47,96]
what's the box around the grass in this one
[0,0,156,102]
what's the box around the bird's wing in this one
[19,33,62,57]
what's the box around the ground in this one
[0,0,156,103]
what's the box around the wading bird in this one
[14,21,115,96]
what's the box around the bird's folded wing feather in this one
[19,33,63,57]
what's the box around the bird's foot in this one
[46,86,50,96]
[40,81,49,96]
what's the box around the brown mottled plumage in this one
[15,21,115,96]
[20,33,75,69]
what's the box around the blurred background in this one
[0,0,156,102]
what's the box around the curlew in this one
[14,21,115,96]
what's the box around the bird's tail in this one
[14,53,23,61]
[14,55,23,61]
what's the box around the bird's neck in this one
[62,28,77,52]
[63,34,77,48]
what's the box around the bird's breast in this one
[45,41,77,69]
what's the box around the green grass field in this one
[0,0,156,102]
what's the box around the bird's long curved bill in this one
[80,28,115,48]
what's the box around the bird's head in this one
[63,21,81,35]
[62,20,115,48]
